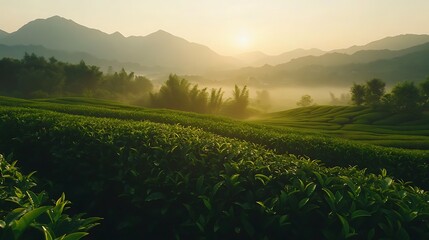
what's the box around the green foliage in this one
[420,78,429,108]
[390,82,421,112]
[0,154,100,240]
[0,98,429,238]
[0,54,152,102]
[63,60,102,94]
[257,105,429,149]
[208,88,224,114]
[351,78,429,113]
[0,96,428,188]
[365,78,386,106]
[296,94,314,107]
[150,74,223,114]
[100,68,153,98]
[350,83,365,106]
[222,85,250,118]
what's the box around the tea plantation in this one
[255,105,429,150]
[1,96,429,239]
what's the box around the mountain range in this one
[0,16,238,74]
[1,16,429,86]
[217,41,429,87]
[236,48,326,67]
[0,30,8,39]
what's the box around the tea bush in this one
[0,107,429,239]
[1,96,427,189]
[0,154,100,240]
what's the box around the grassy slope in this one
[0,96,428,188]
[254,106,429,150]
[2,97,429,239]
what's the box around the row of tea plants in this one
[0,105,428,239]
[0,154,100,239]
[1,96,427,188]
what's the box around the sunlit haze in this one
[2,0,429,55]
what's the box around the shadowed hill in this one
[0,16,239,73]
[237,48,326,66]
[255,105,429,149]
[217,41,429,87]
[0,44,154,73]
[0,29,8,38]
[334,34,429,54]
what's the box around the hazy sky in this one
[1,0,429,55]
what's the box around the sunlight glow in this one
[235,32,252,50]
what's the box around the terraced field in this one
[1,96,429,239]
[254,106,429,150]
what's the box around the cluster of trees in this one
[296,94,314,107]
[0,53,153,101]
[351,78,429,112]
[0,54,260,118]
[150,75,252,118]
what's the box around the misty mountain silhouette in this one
[0,44,160,75]
[235,35,429,67]
[0,16,239,74]
[0,29,8,39]
[2,16,429,82]
[220,42,429,87]
[334,34,429,54]
[237,48,326,67]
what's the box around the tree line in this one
[151,74,253,118]
[350,78,429,112]
[0,53,153,102]
[0,54,259,118]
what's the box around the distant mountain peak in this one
[39,15,76,25]
[46,15,68,20]
[110,31,124,38]
[146,29,174,37]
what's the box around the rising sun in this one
[235,33,252,49]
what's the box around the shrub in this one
[0,154,100,240]
[1,107,429,239]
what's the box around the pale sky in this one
[1,0,429,55]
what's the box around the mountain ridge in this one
[2,16,429,79]
[333,34,429,54]
[0,16,239,74]
[216,41,429,87]
[0,29,8,38]
[237,48,326,67]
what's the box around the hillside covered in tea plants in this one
[254,105,429,150]
[1,96,429,239]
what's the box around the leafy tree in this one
[420,78,429,108]
[365,78,385,106]
[151,74,191,111]
[63,60,102,94]
[222,85,250,118]
[233,85,249,108]
[150,75,215,113]
[16,54,64,97]
[101,68,152,97]
[0,58,21,93]
[207,88,224,114]
[297,94,314,107]
[189,85,208,113]
[0,54,153,101]
[350,83,366,106]
[390,82,421,112]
